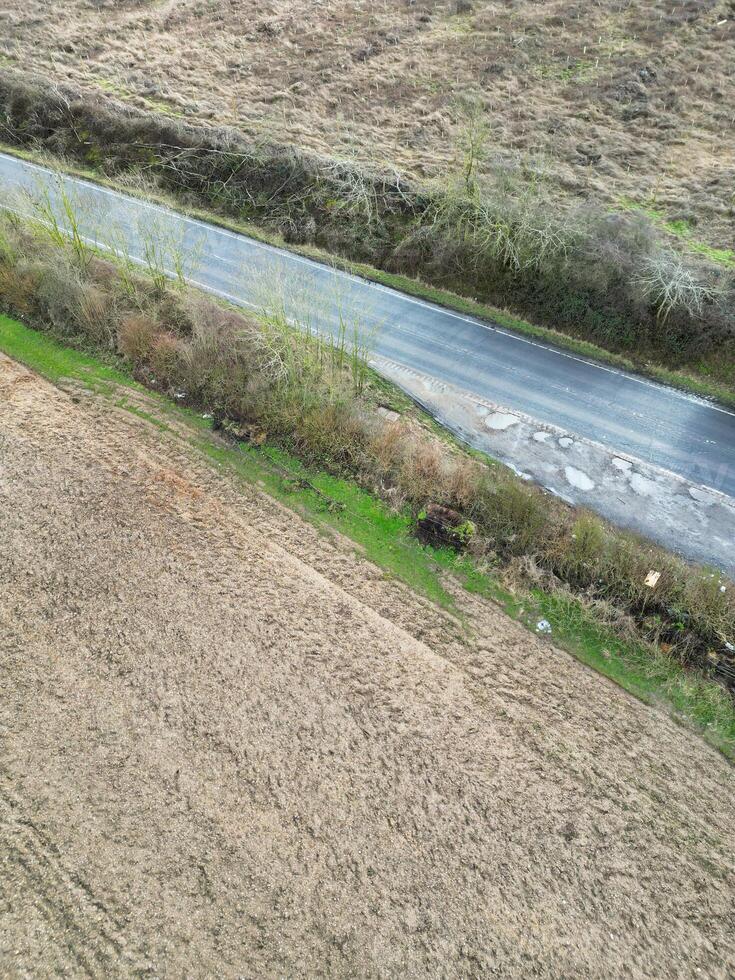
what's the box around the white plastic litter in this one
[536,620,552,634]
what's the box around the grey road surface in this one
[0,151,733,571]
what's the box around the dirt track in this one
[1,353,734,978]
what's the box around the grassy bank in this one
[1,207,733,679]
[1,69,733,400]
[2,311,733,760]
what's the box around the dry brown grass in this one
[2,0,733,246]
[118,312,158,362]
[3,351,735,977]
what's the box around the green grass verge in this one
[3,143,734,410]
[2,312,733,760]
[0,314,130,390]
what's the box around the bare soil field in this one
[1,353,735,977]
[1,0,733,246]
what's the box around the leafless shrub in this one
[445,456,484,511]
[420,185,573,277]
[0,262,37,313]
[634,251,716,322]
[399,441,451,504]
[118,312,159,361]
[318,158,381,226]
[32,255,85,333]
[77,282,115,347]
[368,420,406,476]
[149,331,183,379]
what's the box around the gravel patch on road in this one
[375,356,735,577]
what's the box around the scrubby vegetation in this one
[0,71,733,391]
[1,206,733,691]
[4,0,733,245]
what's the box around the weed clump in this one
[0,210,732,688]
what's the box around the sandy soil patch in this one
[0,353,734,977]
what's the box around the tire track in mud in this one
[0,778,151,977]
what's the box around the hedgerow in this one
[0,69,733,382]
[0,209,732,687]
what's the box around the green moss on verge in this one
[2,312,733,761]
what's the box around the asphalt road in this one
[1,151,734,529]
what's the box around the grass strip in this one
[2,311,733,760]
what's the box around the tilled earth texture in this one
[1,352,734,978]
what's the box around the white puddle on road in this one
[689,486,714,505]
[486,412,520,431]
[630,472,657,497]
[564,466,595,492]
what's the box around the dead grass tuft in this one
[118,312,159,362]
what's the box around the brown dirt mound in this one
[0,353,733,977]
